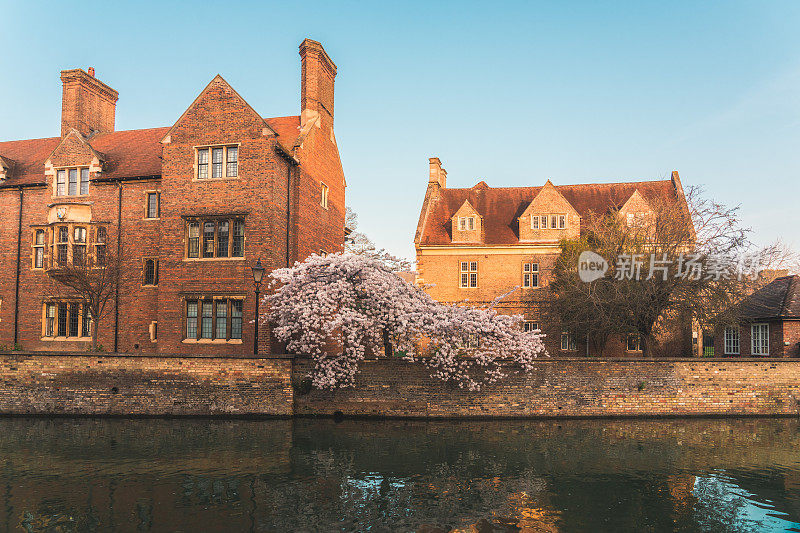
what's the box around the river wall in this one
[1,352,799,418]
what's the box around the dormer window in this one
[458,216,475,231]
[531,214,566,229]
[55,167,89,196]
[196,145,238,179]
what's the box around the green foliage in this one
[13,343,23,352]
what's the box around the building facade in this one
[414,157,693,357]
[0,39,346,355]
[713,275,800,357]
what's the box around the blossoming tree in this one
[266,253,547,390]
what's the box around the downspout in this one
[12,187,23,347]
[286,161,292,267]
[113,181,122,352]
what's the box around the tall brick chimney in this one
[299,39,337,128]
[60,68,119,137]
[429,157,447,188]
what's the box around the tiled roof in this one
[0,136,60,185]
[419,179,679,245]
[0,116,301,187]
[741,275,800,320]
[265,116,301,153]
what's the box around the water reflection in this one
[1,417,799,531]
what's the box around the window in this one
[68,169,78,196]
[196,146,238,179]
[143,259,158,286]
[724,326,740,355]
[458,216,475,231]
[626,333,642,352]
[95,227,107,266]
[321,182,329,208]
[522,262,539,288]
[184,298,244,341]
[459,261,478,288]
[43,301,90,339]
[56,170,66,196]
[55,167,89,196]
[56,226,69,266]
[226,146,238,177]
[33,230,46,268]
[561,331,577,351]
[80,169,89,195]
[531,214,566,230]
[186,217,245,259]
[73,227,86,266]
[187,222,200,258]
[751,323,769,355]
[146,192,159,219]
[523,321,539,333]
[149,321,158,342]
[45,303,56,337]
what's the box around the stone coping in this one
[0,352,796,363]
[0,351,295,360]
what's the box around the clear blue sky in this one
[2,1,798,260]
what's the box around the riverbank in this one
[1,352,799,418]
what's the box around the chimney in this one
[429,157,447,188]
[60,67,119,137]
[299,39,337,128]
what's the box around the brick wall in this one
[294,357,800,418]
[4,353,800,418]
[0,353,293,416]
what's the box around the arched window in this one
[143,259,158,286]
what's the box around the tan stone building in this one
[414,157,693,356]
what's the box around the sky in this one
[1,1,799,260]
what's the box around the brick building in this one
[414,157,693,356]
[713,275,800,357]
[0,39,345,355]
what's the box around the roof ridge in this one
[442,179,672,192]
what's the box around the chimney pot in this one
[88,67,95,77]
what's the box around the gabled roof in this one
[418,179,679,246]
[741,275,800,320]
[0,117,301,188]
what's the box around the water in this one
[1,418,800,532]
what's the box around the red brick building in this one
[0,39,345,355]
[714,275,800,357]
[414,158,694,356]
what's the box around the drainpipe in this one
[286,161,292,267]
[12,187,23,347]
[113,181,122,352]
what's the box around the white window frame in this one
[54,166,90,197]
[626,333,642,352]
[459,261,478,288]
[531,216,539,230]
[561,331,577,352]
[195,145,239,180]
[522,262,539,288]
[751,323,769,355]
[724,326,740,355]
[458,216,475,231]
[523,321,539,333]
